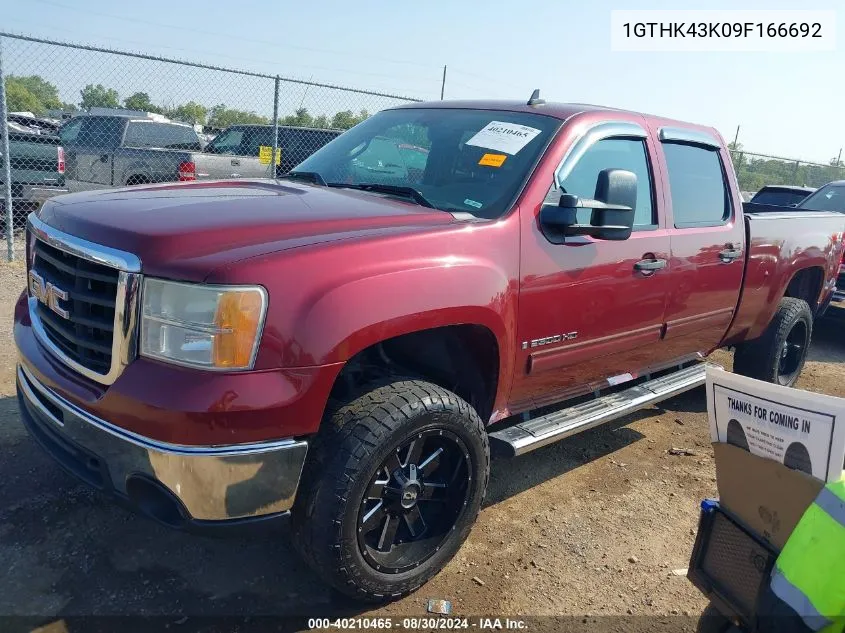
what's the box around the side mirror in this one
[539,169,638,242]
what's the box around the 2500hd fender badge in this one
[522,332,578,350]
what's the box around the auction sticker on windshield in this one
[466,121,542,155]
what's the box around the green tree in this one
[123,92,160,113]
[330,109,370,130]
[4,75,62,114]
[281,107,314,128]
[167,101,207,125]
[80,84,120,109]
[207,104,268,128]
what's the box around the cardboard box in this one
[714,442,823,550]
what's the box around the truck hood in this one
[38,179,456,280]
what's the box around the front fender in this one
[295,263,513,365]
[209,217,522,406]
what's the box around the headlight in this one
[140,278,267,370]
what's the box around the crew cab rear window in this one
[124,122,201,150]
[663,143,731,227]
[555,138,655,228]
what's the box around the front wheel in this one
[291,379,489,601]
[733,297,813,387]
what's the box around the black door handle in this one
[719,248,742,262]
[231,159,240,166]
[634,258,667,272]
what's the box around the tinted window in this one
[798,184,845,212]
[124,122,200,149]
[663,143,730,227]
[294,108,559,219]
[553,138,655,227]
[58,118,83,144]
[239,127,275,156]
[279,129,341,173]
[67,117,122,147]
[750,189,811,206]
[206,127,244,154]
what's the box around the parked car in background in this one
[797,180,845,213]
[59,114,209,190]
[8,113,61,136]
[748,184,815,207]
[15,99,845,601]
[203,124,342,176]
[0,131,65,233]
[796,181,845,300]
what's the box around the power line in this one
[1,20,436,98]
[29,0,439,70]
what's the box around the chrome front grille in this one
[26,214,142,385]
[32,239,119,374]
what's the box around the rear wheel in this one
[733,297,812,387]
[291,378,489,601]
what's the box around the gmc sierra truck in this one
[13,98,845,601]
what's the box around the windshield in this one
[798,184,845,212]
[292,108,560,218]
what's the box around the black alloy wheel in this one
[357,429,471,574]
[777,319,809,386]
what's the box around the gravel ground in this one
[2,258,844,629]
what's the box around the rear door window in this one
[663,143,731,227]
[206,127,244,154]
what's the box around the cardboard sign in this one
[258,145,281,165]
[706,366,845,482]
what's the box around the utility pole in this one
[440,65,447,100]
[732,125,740,149]
[837,147,842,166]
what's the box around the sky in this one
[2,0,843,163]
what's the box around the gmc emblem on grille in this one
[29,270,69,319]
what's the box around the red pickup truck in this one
[13,97,845,601]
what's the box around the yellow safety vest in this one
[770,479,845,632]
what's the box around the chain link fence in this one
[0,32,421,260]
[731,150,845,199]
[3,32,844,262]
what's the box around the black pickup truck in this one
[748,184,815,207]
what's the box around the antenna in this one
[527,89,545,106]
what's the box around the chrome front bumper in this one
[16,363,308,524]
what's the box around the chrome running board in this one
[490,364,706,457]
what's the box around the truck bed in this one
[723,209,845,346]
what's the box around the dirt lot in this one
[2,257,844,629]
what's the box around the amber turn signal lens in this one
[212,290,265,368]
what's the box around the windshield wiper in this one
[327,182,435,208]
[282,171,327,186]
